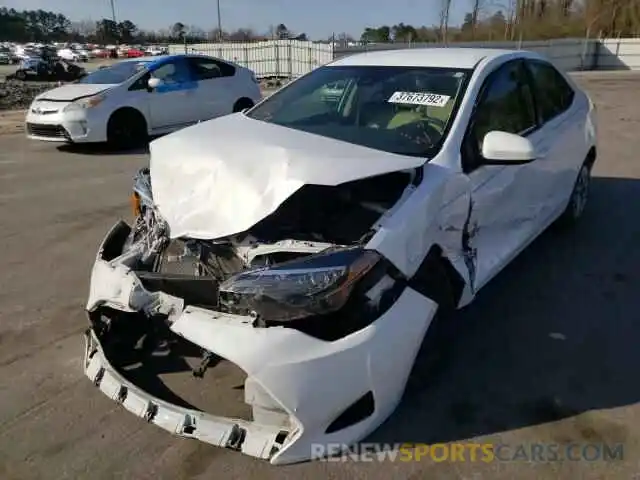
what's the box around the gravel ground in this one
[0,72,639,479]
[0,80,60,111]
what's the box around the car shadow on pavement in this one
[56,140,153,156]
[367,175,640,447]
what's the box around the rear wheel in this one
[556,160,592,227]
[106,109,148,150]
[232,98,254,113]
[15,70,26,81]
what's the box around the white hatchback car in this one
[26,54,262,147]
[83,48,596,464]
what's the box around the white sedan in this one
[83,48,596,463]
[25,54,262,147]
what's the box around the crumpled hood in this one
[149,113,426,240]
[36,83,116,101]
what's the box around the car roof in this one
[117,54,175,63]
[329,47,541,69]
[116,53,242,70]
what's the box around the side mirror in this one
[147,77,163,90]
[481,131,537,165]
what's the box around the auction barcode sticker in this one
[388,91,450,107]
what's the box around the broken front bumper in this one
[84,221,439,464]
[84,328,286,458]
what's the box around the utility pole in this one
[216,0,222,42]
[109,0,118,48]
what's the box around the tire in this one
[556,160,592,228]
[106,109,148,150]
[15,70,26,81]
[232,98,254,113]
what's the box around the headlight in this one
[219,248,382,322]
[64,95,104,111]
[130,168,153,217]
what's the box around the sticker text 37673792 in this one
[387,91,451,107]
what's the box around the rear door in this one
[523,59,585,215]
[185,56,237,121]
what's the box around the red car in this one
[125,48,146,58]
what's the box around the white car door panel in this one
[185,57,238,121]
[525,59,590,217]
[200,77,233,120]
[146,58,200,131]
[460,60,548,290]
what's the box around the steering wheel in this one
[426,117,447,134]
[392,120,443,149]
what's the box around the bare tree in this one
[70,19,95,38]
[439,0,453,43]
[470,0,484,38]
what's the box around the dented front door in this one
[459,59,545,291]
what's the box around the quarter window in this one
[526,60,575,122]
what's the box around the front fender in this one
[366,163,473,299]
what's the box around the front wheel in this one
[106,109,148,150]
[556,162,591,227]
[232,98,255,113]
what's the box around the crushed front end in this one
[84,167,439,464]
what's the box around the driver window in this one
[463,61,536,172]
[150,60,190,84]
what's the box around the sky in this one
[2,0,470,39]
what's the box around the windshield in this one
[77,60,151,85]
[247,65,471,157]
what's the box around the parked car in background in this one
[74,48,90,61]
[9,57,85,82]
[26,54,262,146]
[145,46,167,56]
[125,48,146,58]
[80,48,597,465]
[93,48,111,59]
[57,48,80,62]
[0,48,11,64]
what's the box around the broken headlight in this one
[219,248,382,322]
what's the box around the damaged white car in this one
[84,48,597,464]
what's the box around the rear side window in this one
[187,57,235,80]
[526,60,575,122]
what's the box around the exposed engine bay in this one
[124,166,420,326]
[93,165,421,384]
[84,165,427,459]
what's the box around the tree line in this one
[0,8,306,44]
[1,2,639,46]
[359,0,640,44]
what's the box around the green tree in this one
[96,18,119,43]
[118,20,138,43]
[171,21,186,40]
